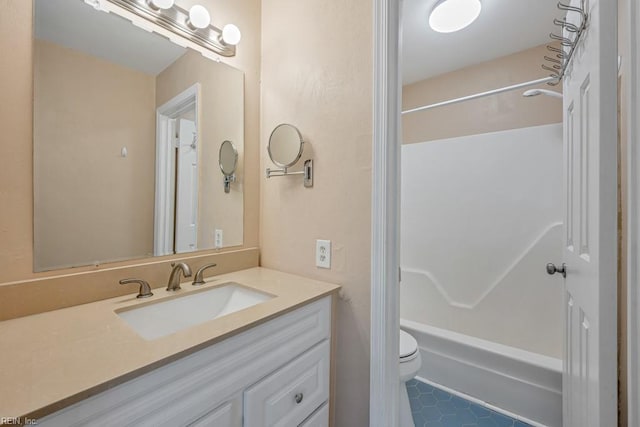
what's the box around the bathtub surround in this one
[260,0,373,425]
[402,44,562,144]
[401,124,563,358]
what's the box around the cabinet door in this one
[244,341,330,427]
[188,395,242,427]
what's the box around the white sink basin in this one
[116,282,274,340]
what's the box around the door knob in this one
[546,263,566,278]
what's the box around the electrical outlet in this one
[214,229,223,248]
[316,240,331,269]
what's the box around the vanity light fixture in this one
[221,24,242,46]
[428,0,482,33]
[102,0,241,57]
[146,0,174,10]
[187,5,211,30]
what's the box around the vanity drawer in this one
[244,340,330,427]
[299,403,329,427]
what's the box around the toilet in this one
[399,329,422,427]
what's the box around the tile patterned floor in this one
[406,379,532,427]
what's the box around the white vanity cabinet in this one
[39,297,332,427]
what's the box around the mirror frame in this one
[267,123,304,168]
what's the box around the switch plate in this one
[214,229,223,248]
[316,240,331,269]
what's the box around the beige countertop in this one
[0,267,340,421]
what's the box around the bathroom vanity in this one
[0,268,339,426]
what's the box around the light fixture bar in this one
[106,0,236,57]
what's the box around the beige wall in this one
[0,0,261,313]
[260,0,373,425]
[33,39,156,271]
[156,50,244,249]
[402,44,563,144]
[0,0,35,283]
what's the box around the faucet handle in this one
[192,263,218,286]
[119,278,154,299]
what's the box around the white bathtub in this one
[401,319,562,427]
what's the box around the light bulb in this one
[147,0,174,10]
[187,5,211,30]
[429,0,482,33]
[221,24,242,45]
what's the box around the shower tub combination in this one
[400,124,564,427]
[401,320,561,427]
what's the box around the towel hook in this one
[549,32,574,47]
[557,1,587,24]
[553,18,580,33]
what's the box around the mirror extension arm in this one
[266,159,313,188]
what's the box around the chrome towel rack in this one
[543,1,588,86]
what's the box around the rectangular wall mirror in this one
[33,0,244,272]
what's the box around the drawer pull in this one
[294,393,304,404]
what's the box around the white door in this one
[561,0,617,425]
[175,118,198,253]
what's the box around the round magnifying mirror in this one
[267,124,304,168]
[219,140,238,176]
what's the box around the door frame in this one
[626,0,640,424]
[370,0,402,426]
[154,83,200,256]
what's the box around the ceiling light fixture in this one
[187,5,211,30]
[429,0,482,33]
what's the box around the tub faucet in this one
[166,262,192,291]
[192,263,217,286]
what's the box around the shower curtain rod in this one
[401,76,557,115]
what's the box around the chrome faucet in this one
[192,263,217,286]
[166,262,192,291]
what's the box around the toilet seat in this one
[399,330,418,362]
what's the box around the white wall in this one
[400,123,564,358]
